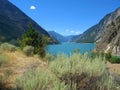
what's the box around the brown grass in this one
[0,50,47,89]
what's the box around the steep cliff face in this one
[74,7,120,43]
[0,0,58,44]
[96,16,120,56]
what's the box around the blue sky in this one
[9,0,120,36]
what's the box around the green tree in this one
[19,24,50,57]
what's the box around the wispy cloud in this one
[65,29,81,35]
[30,5,36,10]
[75,31,81,34]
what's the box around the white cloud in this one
[65,29,81,35]
[30,6,36,10]
[75,31,81,35]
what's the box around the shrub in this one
[23,46,34,56]
[91,51,112,61]
[43,53,56,62]
[0,43,17,52]
[16,53,118,90]
[0,55,8,67]
[73,48,80,53]
[91,51,101,58]
[16,69,51,90]
[50,53,117,90]
[109,56,120,63]
[0,55,10,89]
[16,69,67,90]
[105,52,112,60]
[0,69,14,90]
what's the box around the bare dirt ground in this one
[106,62,120,75]
[106,61,120,86]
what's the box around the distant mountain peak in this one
[48,31,77,42]
[48,31,67,42]
[49,31,57,33]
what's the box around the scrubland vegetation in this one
[0,42,120,90]
[0,25,120,90]
[16,52,120,90]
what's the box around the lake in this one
[46,42,95,56]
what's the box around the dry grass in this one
[0,50,47,89]
[0,47,120,90]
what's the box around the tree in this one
[19,24,50,57]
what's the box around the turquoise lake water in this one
[46,43,95,56]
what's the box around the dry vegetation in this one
[0,43,120,90]
[0,43,47,89]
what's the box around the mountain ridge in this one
[73,7,120,43]
[96,15,120,56]
[48,31,77,42]
[48,31,67,42]
[0,0,59,44]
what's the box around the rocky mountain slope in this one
[74,7,120,43]
[96,15,120,56]
[0,0,58,44]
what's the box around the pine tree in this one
[19,24,50,57]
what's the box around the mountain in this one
[96,15,120,56]
[73,7,120,55]
[0,0,58,44]
[65,35,80,42]
[48,31,67,42]
[74,7,120,43]
[48,31,77,42]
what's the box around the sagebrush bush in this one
[43,53,56,62]
[50,53,117,90]
[23,46,34,56]
[0,43,17,52]
[16,68,67,90]
[16,53,118,90]
[16,69,51,90]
